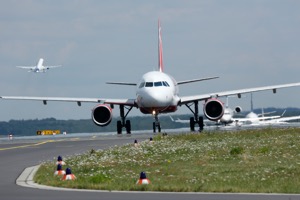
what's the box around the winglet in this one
[158,19,164,72]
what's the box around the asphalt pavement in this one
[1,130,300,200]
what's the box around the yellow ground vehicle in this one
[36,130,60,135]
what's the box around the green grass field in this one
[34,127,300,193]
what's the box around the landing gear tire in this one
[117,120,122,134]
[190,117,195,131]
[153,122,161,133]
[199,116,204,132]
[125,120,131,134]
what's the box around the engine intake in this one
[235,106,242,113]
[92,104,112,126]
[203,98,224,121]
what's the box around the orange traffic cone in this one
[62,168,76,180]
[136,171,150,185]
[54,164,65,176]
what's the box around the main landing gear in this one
[117,105,133,134]
[185,101,204,132]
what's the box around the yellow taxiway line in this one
[0,140,57,151]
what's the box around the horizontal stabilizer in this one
[177,76,219,85]
[106,82,137,86]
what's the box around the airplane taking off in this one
[16,58,62,73]
[2,20,300,134]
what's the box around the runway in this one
[1,130,300,200]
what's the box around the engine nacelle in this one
[235,106,242,113]
[92,104,113,126]
[203,98,225,121]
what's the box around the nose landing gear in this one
[152,111,161,133]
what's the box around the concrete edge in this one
[16,165,300,195]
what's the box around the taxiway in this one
[0,130,299,200]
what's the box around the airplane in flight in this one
[16,58,62,73]
[2,20,300,134]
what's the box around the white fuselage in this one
[219,108,234,124]
[135,71,180,114]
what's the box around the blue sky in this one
[0,0,300,121]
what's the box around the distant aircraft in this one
[169,95,286,126]
[16,58,62,73]
[2,20,300,134]
[229,93,281,125]
[170,97,243,126]
[257,112,300,125]
[170,109,300,127]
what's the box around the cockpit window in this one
[163,81,170,87]
[154,81,163,87]
[139,82,145,88]
[143,81,170,88]
[145,82,153,87]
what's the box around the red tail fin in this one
[158,19,164,72]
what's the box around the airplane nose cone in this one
[141,91,172,107]
[221,114,232,122]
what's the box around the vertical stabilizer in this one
[158,19,164,72]
[250,93,254,112]
[37,58,44,68]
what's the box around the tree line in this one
[1,107,300,136]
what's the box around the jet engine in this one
[92,104,113,126]
[235,106,242,113]
[203,98,225,121]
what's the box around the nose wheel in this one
[153,122,161,133]
[152,112,161,133]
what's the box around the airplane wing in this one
[16,66,35,69]
[268,115,300,123]
[0,96,136,106]
[179,82,300,105]
[232,115,281,123]
[45,65,62,69]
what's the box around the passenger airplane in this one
[170,95,282,126]
[220,94,281,125]
[16,58,62,73]
[170,98,243,126]
[2,20,300,134]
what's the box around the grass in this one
[34,127,300,193]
